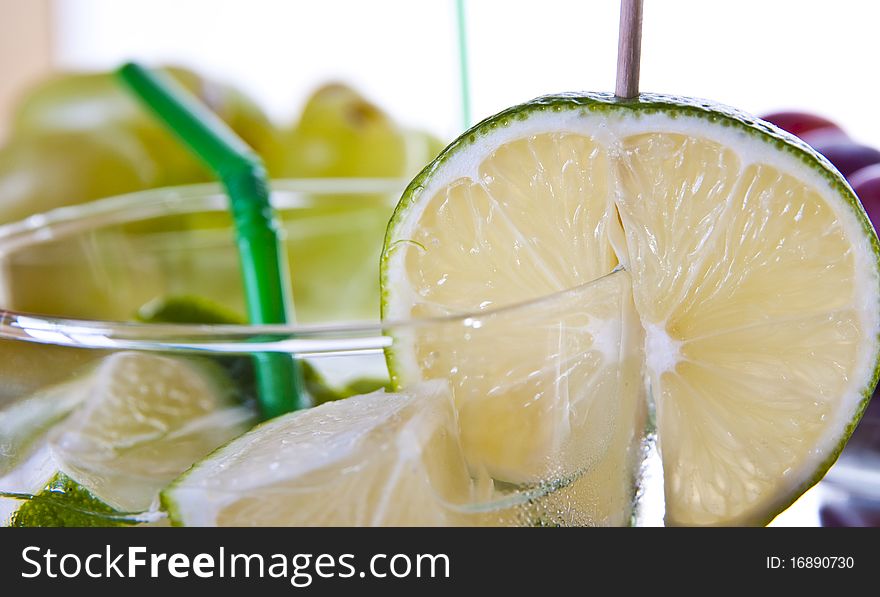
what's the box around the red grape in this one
[849,163,880,188]
[812,142,880,179]
[820,501,880,527]
[799,127,850,147]
[760,111,844,138]
[850,164,880,228]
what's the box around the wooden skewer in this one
[615,0,643,99]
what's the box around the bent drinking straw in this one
[117,62,306,419]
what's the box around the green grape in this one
[0,130,155,224]
[421,130,447,161]
[257,83,414,320]
[0,131,175,320]
[402,127,447,175]
[268,83,409,178]
[215,84,284,166]
[12,66,281,187]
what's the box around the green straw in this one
[117,62,306,419]
[455,0,472,129]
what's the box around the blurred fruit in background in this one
[0,66,446,226]
[268,83,406,178]
[405,128,446,175]
[819,399,880,527]
[8,67,281,195]
[0,65,447,324]
[0,129,153,223]
[849,164,880,226]
[809,142,880,179]
[266,82,442,179]
[255,83,447,321]
[0,66,283,320]
[760,111,843,139]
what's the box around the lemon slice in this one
[1,352,254,524]
[162,383,479,526]
[381,93,880,526]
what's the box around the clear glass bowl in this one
[0,181,648,527]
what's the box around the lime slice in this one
[1,352,254,525]
[9,473,138,527]
[163,383,479,526]
[0,376,90,477]
[50,353,254,512]
[136,294,244,324]
[381,93,880,526]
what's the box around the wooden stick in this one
[615,0,643,99]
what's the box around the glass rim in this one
[0,177,410,254]
[0,180,625,353]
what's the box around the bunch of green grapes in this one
[0,71,446,323]
[1,66,280,222]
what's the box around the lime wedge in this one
[136,294,243,325]
[381,93,880,526]
[0,376,90,477]
[163,383,477,526]
[1,352,254,525]
[10,473,137,527]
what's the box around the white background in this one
[53,0,880,146]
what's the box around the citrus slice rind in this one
[381,92,880,526]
